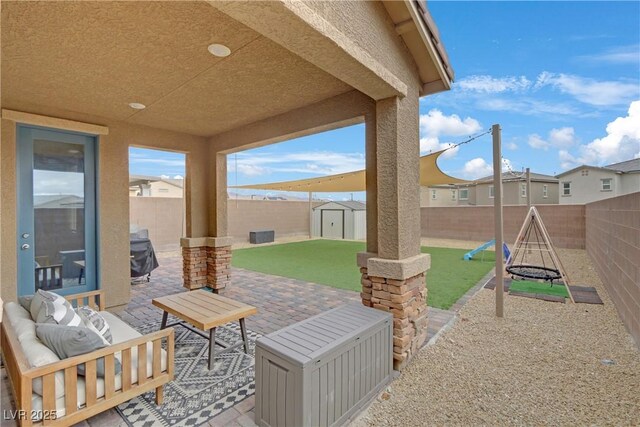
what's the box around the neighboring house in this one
[420,171,559,207]
[2,0,453,372]
[468,172,559,206]
[556,158,640,204]
[420,185,458,207]
[129,175,184,198]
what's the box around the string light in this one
[432,129,493,155]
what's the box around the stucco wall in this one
[559,168,622,204]
[585,192,640,347]
[1,118,18,303]
[228,200,313,243]
[420,187,457,207]
[130,197,185,252]
[421,205,586,249]
[0,117,208,307]
[305,0,418,86]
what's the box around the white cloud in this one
[462,157,516,179]
[528,134,550,150]
[502,158,515,173]
[420,109,482,137]
[129,157,185,167]
[463,158,493,179]
[457,75,531,93]
[173,175,184,179]
[561,100,640,168]
[535,72,639,106]
[229,151,365,177]
[160,174,170,179]
[549,127,576,148]
[576,45,640,65]
[478,97,579,116]
[528,127,576,151]
[419,137,460,158]
[506,142,518,150]
[418,109,482,155]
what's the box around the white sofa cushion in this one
[6,301,168,419]
[29,311,168,419]
[3,302,65,398]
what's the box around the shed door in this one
[321,210,344,239]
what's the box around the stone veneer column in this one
[182,245,208,290]
[206,245,231,292]
[181,237,233,292]
[358,252,430,371]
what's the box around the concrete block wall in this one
[227,199,313,243]
[130,197,185,251]
[585,192,640,347]
[420,205,586,249]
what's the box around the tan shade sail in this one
[229,149,469,192]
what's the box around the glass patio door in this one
[17,125,97,296]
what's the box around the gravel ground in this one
[353,248,640,426]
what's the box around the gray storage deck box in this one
[250,229,275,244]
[255,303,393,427]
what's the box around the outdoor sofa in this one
[1,290,174,426]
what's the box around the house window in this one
[562,182,571,196]
[581,170,589,176]
[451,190,456,201]
[489,185,494,198]
[431,189,437,200]
[543,185,548,198]
[521,183,527,197]
[158,188,169,193]
[459,188,469,200]
[601,178,612,191]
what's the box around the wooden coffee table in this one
[152,290,257,370]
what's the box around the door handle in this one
[21,243,30,250]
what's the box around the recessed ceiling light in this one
[208,43,231,57]
[129,102,146,110]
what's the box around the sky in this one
[130,1,640,202]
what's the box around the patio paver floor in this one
[1,252,459,427]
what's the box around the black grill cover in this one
[130,238,159,278]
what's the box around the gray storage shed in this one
[255,303,393,427]
[312,201,366,240]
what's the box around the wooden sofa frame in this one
[1,290,175,426]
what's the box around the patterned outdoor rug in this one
[117,318,260,427]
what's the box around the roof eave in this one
[403,1,454,96]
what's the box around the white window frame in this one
[521,183,527,197]
[431,189,437,200]
[601,178,612,191]
[459,188,469,200]
[489,185,494,199]
[451,189,456,201]
[543,184,548,198]
[562,182,571,196]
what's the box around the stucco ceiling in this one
[1,1,353,136]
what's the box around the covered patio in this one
[1,1,454,425]
[2,251,458,426]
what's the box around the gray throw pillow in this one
[30,289,70,321]
[36,299,83,327]
[35,323,121,377]
[76,306,113,344]
[18,295,33,312]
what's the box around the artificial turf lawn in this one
[509,280,569,298]
[232,239,495,310]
